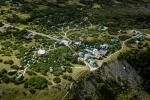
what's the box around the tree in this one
[29,88,36,94]
[66,67,72,73]
[0,59,3,63]
[0,22,4,27]
[62,74,73,81]
[24,76,48,89]
[53,77,61,83]
[4,60,14,65]
[10,65,19,70]
[2,75,10,83]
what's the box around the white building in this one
[99,50,108,57]
[38,49,47,56]
[92,49,101,58]
[59,40,69,46]
[74,41,82,46]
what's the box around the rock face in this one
[70,60,149,100]
[101,60,148,99]
[102,60,142,88]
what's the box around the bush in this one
[8,70,17,76]
[0,22,4,27]
[29,88,36,94]
[0,59,3,63]
[26,70,36,76]
[4,60,14,65]
[15,80,25,85]
[66,67,72,73]
[53,71,63,76]
[48,81,53,85]
[62,74,73,81]
[10,65,19,69]
[24,82,28,88]
[2,75,9,83]
[24,76,48,89]
[9,76,16,83]
[0,69,7,74]
[53,77,61,84]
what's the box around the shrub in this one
[24,76,48,89]
[0,69,7,74]
[66,67,72,73]
[4,60,14,65]
[53,71,63,76]
[62,74,73,81]
[24,82,28,88]
[53,77,61,84]
[0,59,3,63]
[15,80,25,85]
[9,76,16,83]
[0,22,4,27]
[10,65,19,69]
[48,81,53,85]
[29,88,36,94]
[2,75,9,83]
[26,70,36,76]
[8,70,17,76]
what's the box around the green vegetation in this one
[24,76,48,89]
[0,58,3,63]
[10,65,19,69]
[0,0,150,100]
[4,60,14,65]
[0,21,4,27]
[62,74,73,81]
[53,77,61,84]
[26,70,37,76]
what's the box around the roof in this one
[38,49,46,55]
[132,33,144,40]
[59,40,69,45]
[111,38,119,43]
[99,50,108,56]
[84,54,91,61]
[92,49,99,55]
[89,59,97,65]
[97,24,108,31]
[100,44,109,49]
[74,41,81,45]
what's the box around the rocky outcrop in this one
[70,60,149,100]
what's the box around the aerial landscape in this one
[0,0,150,100]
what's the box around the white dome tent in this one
[38,49,48,56]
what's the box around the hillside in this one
[2,0,150,30]
[68,39,150,100]
[0,0,150,100]
[68,59,149,100]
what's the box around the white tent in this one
[38,49,47,56]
